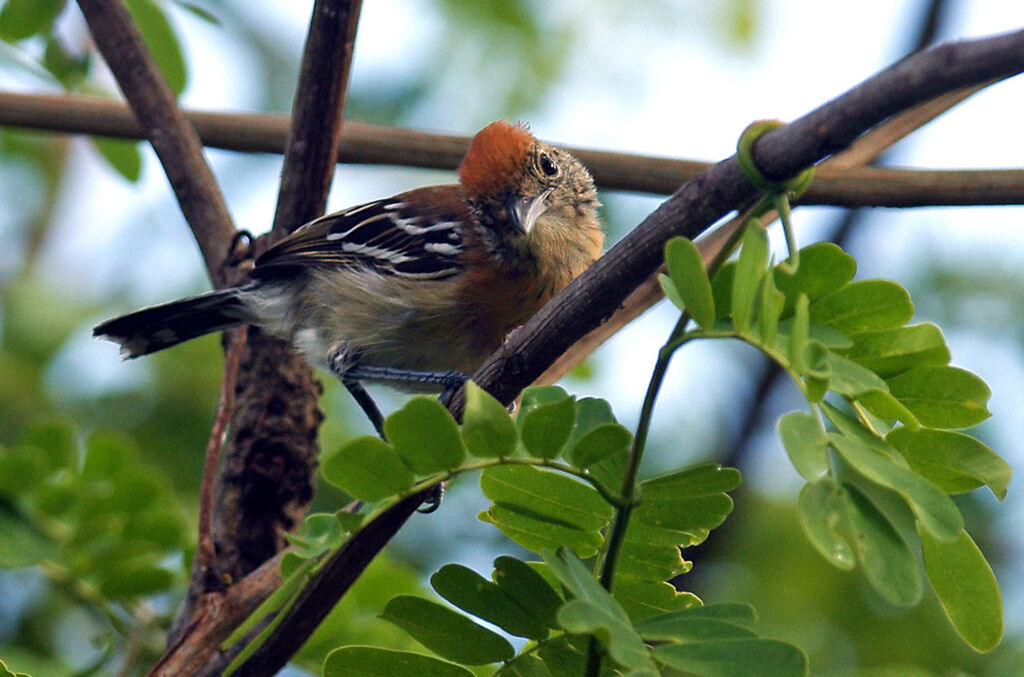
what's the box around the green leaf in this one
[775,242,857,315]
[323,646,474,677]
[828,432,962,542]
[778,412,829,480]
[494,654,556,677]
[98,560,175,598]
[570,423,632,470]
[43,35,90,88]
[481,465,611,530]
[321,436,414,502]
[731,224,768,334]
[841,323,950,377]
[493,556,563,629]
[652,639,808,677]
[0,657,32,677]
[480,506,604,558]
[284,512,348,559]
[545,550,656,672]
[820,402,901,459]
[886,366,991,429]
[431,564,549,640]
[634,465,739,542]
[788,293,809,374]
[126,0,188,95]
[479,466,612,557]
[758,267,785,346]
[617,530,690,581]
[175,1,221,24]
[536,635,592,677]
[658,273,688,315]
[612,579,701,622]
[520,385,571,413]
[0,502,57,567]
[92,138,143,182]
[711,262,736,321]
[636,615,757,642]
[0,447,46,497]
[0,0,66,41]
[919,527,1003,652]
[82,429,137,479]
[570,398,629,492]
[21,419,75,471]
[809,279,913,334]
[380,596,513,665]
[667,603,758,627]
[797,480,855,570]
[569,397,617,446]
[520,394,576,460]
[841,484,923,606]
[641,463,742,497]
[664,237,715,328]
[385,397,466,473]
[462,381,517,458]
[886,427,1011,500]
[857,389,921,428]
[826,352,887,397]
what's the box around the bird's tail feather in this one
[93,287,255,359]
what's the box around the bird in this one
[94,121,603,428]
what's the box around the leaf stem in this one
[585,315,689,677]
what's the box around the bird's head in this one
[459,121,600,262]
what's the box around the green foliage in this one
[0,421,187,591]
[0,0,66,42]
[662,235,1009,652]
[0,420,188,672]
[297,382,797,676]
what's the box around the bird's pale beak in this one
[507,189,552,234]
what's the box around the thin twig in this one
[74,0,236,286]
[3,90,1024,205]
[196,327,247,585]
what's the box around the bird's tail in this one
[93,287,256,359]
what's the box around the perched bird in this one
[94,121,603,408]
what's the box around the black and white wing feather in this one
[254,187,470,281]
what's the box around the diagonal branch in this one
[75,0,236,287]
[460,29,1024,412]
[225,29,1024,673]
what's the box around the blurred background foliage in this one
[0,0,1022,675]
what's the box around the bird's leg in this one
[330,349,386,438]
[341,364,468,394]
[331,352,462,513]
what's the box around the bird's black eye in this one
[538,152,559,177]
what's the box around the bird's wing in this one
[253,187,470,281]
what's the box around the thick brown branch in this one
[148,552,283,677]
[74,0,236,287]
[228,29,1024,672]
[4,90,1024,205]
